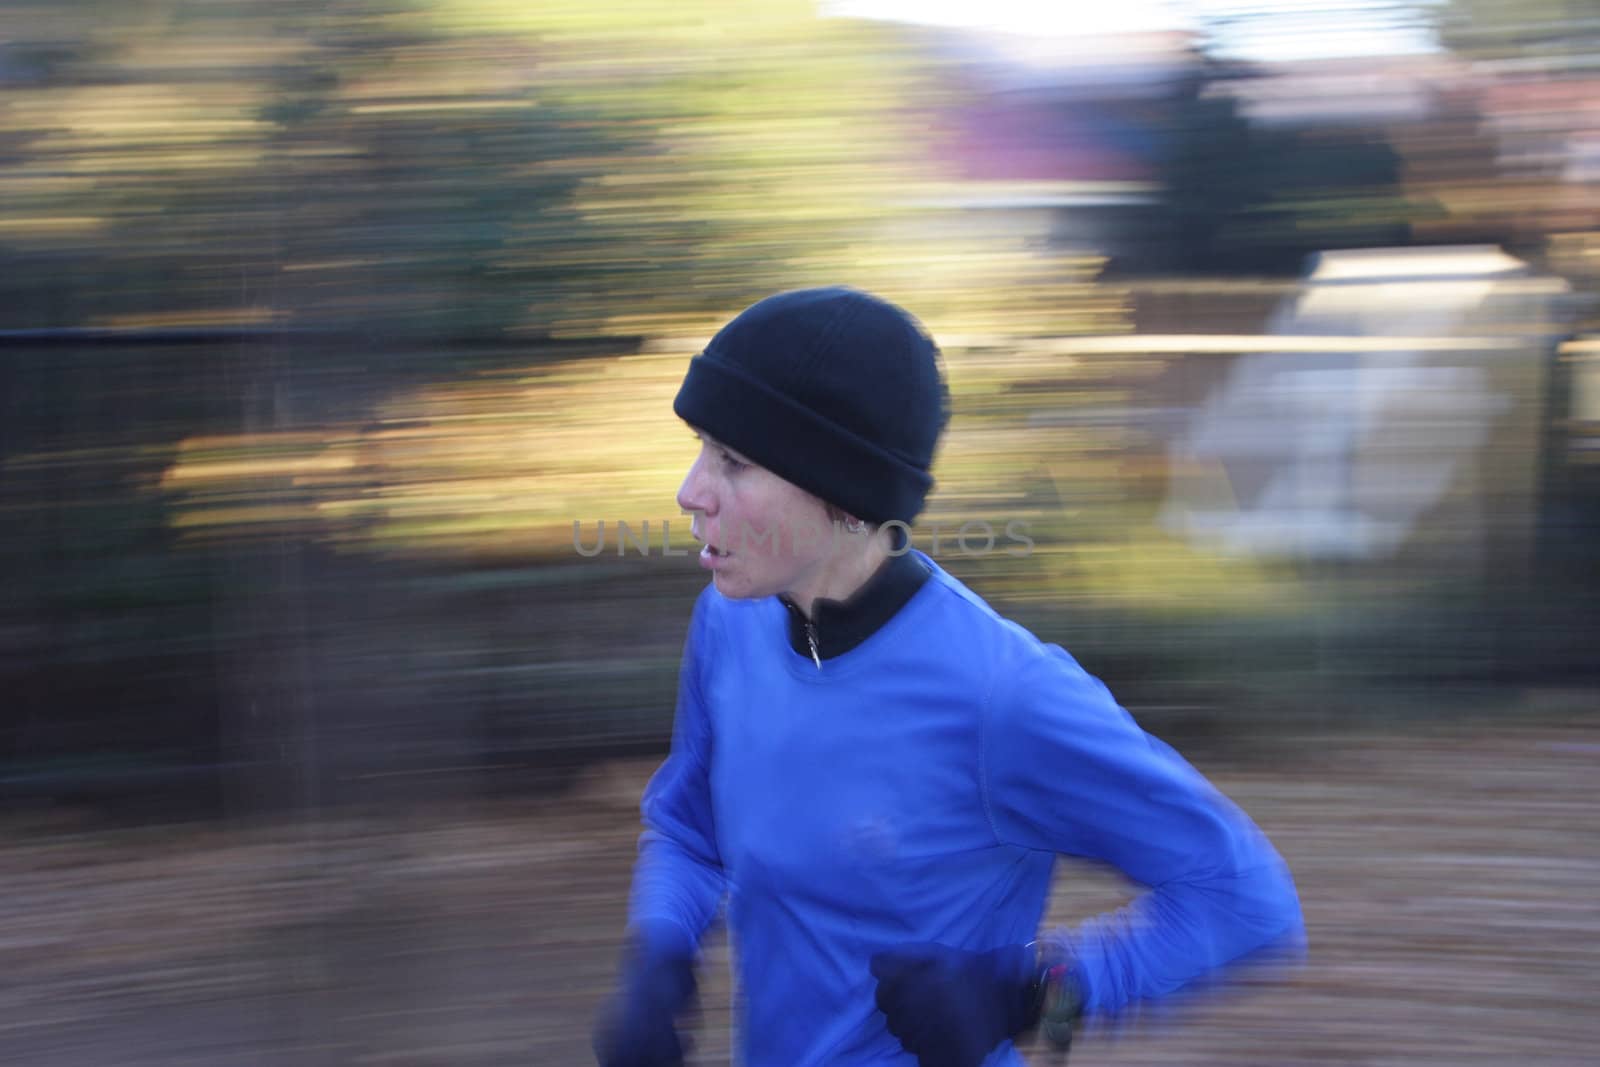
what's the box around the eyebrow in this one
[693,431,753,465]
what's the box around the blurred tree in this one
[1136,51,1417,275]
[0,0,1129,813]
[0,0,1123,339]
[1152,52,1277,273]
[0,0,650,337]
[412,0,974,335]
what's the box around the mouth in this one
[698,542,732,572]
[692,526,731,558]
[694,531,732,566]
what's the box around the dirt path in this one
[2,720,1596,1065]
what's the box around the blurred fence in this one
[3,251,1595,819]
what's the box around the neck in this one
[786,531,895,619]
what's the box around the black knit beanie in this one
[672,287,950,526]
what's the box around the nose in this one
[676,450,714,525]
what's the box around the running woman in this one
[593,287,1304,1067]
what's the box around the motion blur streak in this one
[0,1,1596,1063]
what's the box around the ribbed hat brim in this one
[673,352,933,526]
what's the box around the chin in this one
[713,570,778,601]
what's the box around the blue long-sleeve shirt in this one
[628,551,1304,1065]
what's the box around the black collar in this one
[779,551,931,663]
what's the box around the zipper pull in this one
[806,621,821,669]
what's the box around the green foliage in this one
[2,0,1055,338]
[1431,0,1600,68]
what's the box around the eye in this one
[719,449,748,473]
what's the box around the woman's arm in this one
[627,587,729,960]
[981,639,1305,1017]
[594,590,729,1067]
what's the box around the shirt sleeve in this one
[981,638,1305,1017]
[625,587,729,961]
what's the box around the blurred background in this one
[1,0,1596,1063]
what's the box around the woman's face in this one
[675,431,841,602]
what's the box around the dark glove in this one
[592,932,698,1067]
[870,942,1040,1067]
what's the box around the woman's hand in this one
[592,938,698,1067]
[869,942,1040,1067]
